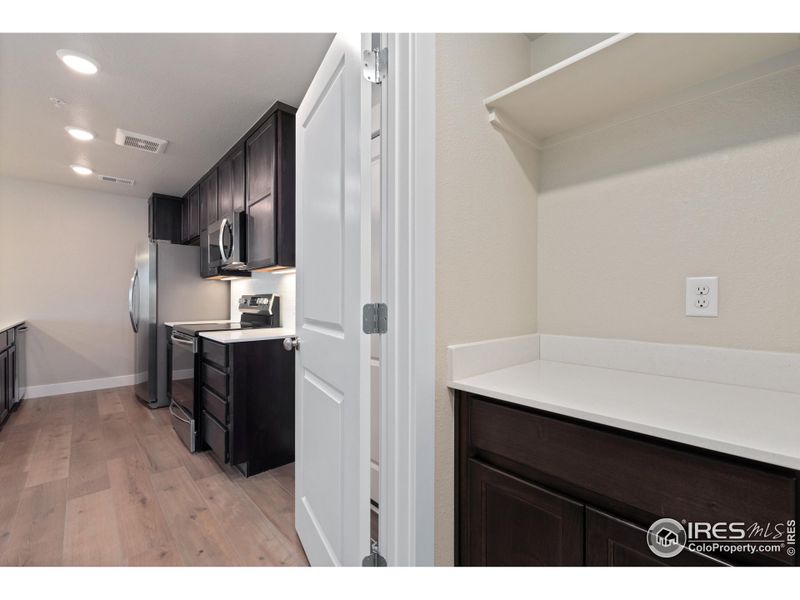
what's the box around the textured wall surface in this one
[0,176,147,385]
[538,67,800,352]
[435,33,538,565]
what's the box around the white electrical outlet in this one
[686,276,718,317]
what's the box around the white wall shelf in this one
[484,33,800,148]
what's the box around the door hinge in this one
[362,303,388,334]
[363,47,388,84]
[362,541,387,567]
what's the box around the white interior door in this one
[294,33,372,567]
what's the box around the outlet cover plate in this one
[686,276,719,317]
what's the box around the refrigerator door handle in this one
[128,268,139,333]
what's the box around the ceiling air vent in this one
[114,128,169,154]
[98,174,135,186]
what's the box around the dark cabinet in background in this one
[245,107,295,270]
[148,193,183,243]
[217,144,245,218]
[200,169,218,230]
[176,101,296,276]
[185,186,200,242]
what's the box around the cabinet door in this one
[180,196,188,242]
[217,154,233,218]
[585,508,730,566]
[188,186,200,240]
[246,116,276,269]
[201,169,218,228]
[466,460,584,566]
[231,145,246,213]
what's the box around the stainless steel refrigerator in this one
[128,241,229,408]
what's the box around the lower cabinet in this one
[456,391,799,567]
[585,508,729,566]
[198,337,294,477]
[0,348,8,426]
[467,460,584,566]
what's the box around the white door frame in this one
[378,32,436,567]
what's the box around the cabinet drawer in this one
[586,508,730,566]
[201,385,228,425]
[203,411,228,464]
[467,459,584,566]
[200,362,228,398]
[468,396,797,545]
[201,340,228,369]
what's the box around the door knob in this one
[283,337,300,351]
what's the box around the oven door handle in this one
[169,401,192,425]
[170,332,197,352]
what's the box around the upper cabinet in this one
[148,193,183,243]
[217,143,246,219]
[184,186,200,242]
[200,168,219,230]
[177,101,296,274]
[246,107,295,270]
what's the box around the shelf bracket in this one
[487,110,541,150]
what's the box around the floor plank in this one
[67,438,110,500]
[107,449,176,563]
[237,472,307,564]
[0,479,68,566]
[195,473,301,566]
[24,423,72,488]
[0,464,28,561]
[151,466,239,566]
[62,488,123,565]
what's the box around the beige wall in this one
[435,33,538,565]
[0,176,148,387]
[538,67,800,353]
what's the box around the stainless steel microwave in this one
[208,211,247,270]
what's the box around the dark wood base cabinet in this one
[199,338,294,477]
[455,391,799,567]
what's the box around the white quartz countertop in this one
[164,320,237,327]
[449,359,800,470]
[199,327,296,344]
[0,319,25,333]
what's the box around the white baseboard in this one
[24,374,137,399]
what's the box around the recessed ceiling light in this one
[65,127,94,141]
[56,49,100,75]
[70,164,93,176]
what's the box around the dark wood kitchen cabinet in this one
[148,193,183,243]
[200,168,219,229]
[198,337,294,477]
[245,106,295,270]
[177,101,296,276]
[466,459,584,566]
[217,143,246,218]
[183,186,200,242]
[456,391,799,567]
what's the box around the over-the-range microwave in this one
[208,211,247,270]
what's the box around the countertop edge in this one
[448,376,800,472]
[0,320,25,333]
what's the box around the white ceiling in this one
[0,33,334,198]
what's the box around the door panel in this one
[295,33,371,567]
[586,508,730,566]
[467,460,585,566]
